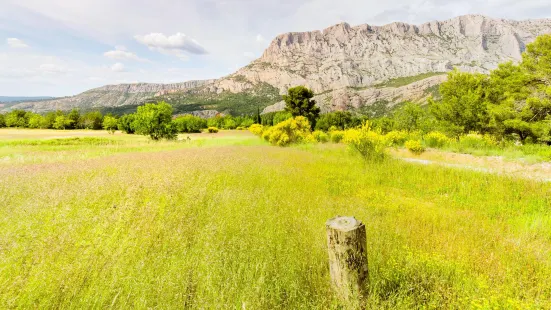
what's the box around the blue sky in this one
[1,0,550,97]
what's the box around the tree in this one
[102,116,118,134]
[430,70,490,134]
[5,110,28,127]
[173,115,207,133]
[0,113,5,128]
[118,113,136,134]
[53,115,74,130]
[67,109,81,129]
[315,111,353,131]
[133,102,177,140]
[27,113,45,129]
[82,111,103,130]
[283,86,320,128]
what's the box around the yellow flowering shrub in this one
[343,122,388,161]
[405,140,426,155]
[249,124,264,136]
[385,130,409,147]
[424,131,450,148]
[266,116,312,146]
[459,132,497,148]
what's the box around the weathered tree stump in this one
[326,216,368,306]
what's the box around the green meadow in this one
[1,129,550,309]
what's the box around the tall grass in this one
[1,131,551,308]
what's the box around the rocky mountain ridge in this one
[6,14,551,115]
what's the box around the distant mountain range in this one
[5,14,551,116]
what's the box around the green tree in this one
[430,70,490,134]
[0,113,5,127]
[82,111,104,130]
[133,102,177,140]
[67,109,82,129]
[27,113,45,129]
[118,113,136,134]
[5,110,28,127]
[283,86,320,128]
[53,115,74,130]
[102,116,118,134]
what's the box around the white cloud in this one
[135,32,207,60]
[7,38,29,48]
[104,48,146,62]
[111,63,125,72]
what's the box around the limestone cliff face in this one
[8,15,551,114]
[230,15,551,94]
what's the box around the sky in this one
[1,0,550,97]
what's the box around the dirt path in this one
[392,148,551,182]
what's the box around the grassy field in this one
[1,129,551,309]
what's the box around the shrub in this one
[266,116,312,146]
[207,127,219,133]
[174,115,207,133]
[102,116,118,134]
[458,132,497,149]
[312,130,329,143]
[344,122,388,162]
[424,131,450,148]
[405,140,426,155]
[330,130,345,143]
[249,124,264,136]
[385,130,409,147]
[262,127,273,142]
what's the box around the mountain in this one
[0,96,55,103]
[6,80,214,113]
[7,15,551,115]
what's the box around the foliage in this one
[330,130,345,143]
[375,72,446,88]
[385,130,409,147]
[344,122,388,162]
[82,111,104,130]
[0,113,5,127]
[458,132,498,149]
[249,124,264,136]
[424,131,450,148]
[5,110,28,128]
[261,111,293,126]
[102,116,118,134]
[118,114,136,134]
[283,86,320,128]
[405,140,426,155]
[393,102,435,133]
[173,115,207,133]
[207,127,219,133]
[27,114,44,129]
[133,102,177,140]
[315,111,353,131]
[155,83,281,116]
[265,116,312,146]
[53,115,74,130]
[312,130,329,143]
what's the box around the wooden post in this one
[326,216,368,306]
